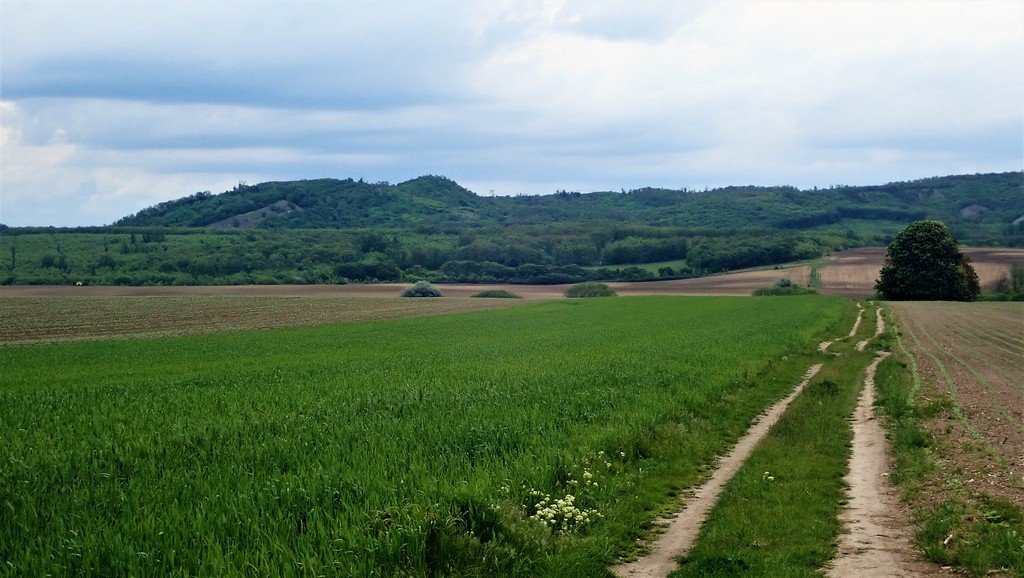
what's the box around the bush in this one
[401,280,443,298]
[472,289,521,299]
[751,279,817,296]
[564,282,617,298]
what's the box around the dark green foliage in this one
[114,173,1024,245]
[990,263,1024,300]
[564,282,617,298]
[4,172,1020,286]
[751,278,817,296]
[602,236,687,264]
[472,289,521,298]
[401,280,443,297]
[876,221,980,301]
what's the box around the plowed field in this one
[892,301,1024,506]
[820,247,1024,297]
[0,295,520,345]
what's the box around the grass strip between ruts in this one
[669,301,875,577]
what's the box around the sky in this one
[1,0,1022,227]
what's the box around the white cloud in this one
[0,0,1021,226]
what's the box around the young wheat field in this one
[0,296,844,576]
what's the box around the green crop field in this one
[0,296,844,576]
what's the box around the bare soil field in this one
[820,247,1024,297]
[0,267,810,300]
[0,295,520,345]
[3,246,1017,303]
[0,271,813,345]
[892,301,1024,507]
[2,246,1018,345]
[610,265,811,296]
[0,282,566,300]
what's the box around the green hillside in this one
[2,172,1021,286]
[114,173,1024,242]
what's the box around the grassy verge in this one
[874,316,1024,576]
[669,301,875,577]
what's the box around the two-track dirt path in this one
[616,303,942,578]
[828,315,942,578]
[612,363,823,578]
[856,305,884,352]
[820,302,864,353]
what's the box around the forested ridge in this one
[2,172,1021,286]
[114,173,1023,236]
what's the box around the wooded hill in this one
[115,173,1023,243]
[2,172,1021,286]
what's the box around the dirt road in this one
[828,351,936,577]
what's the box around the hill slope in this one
[115,172,1024,243]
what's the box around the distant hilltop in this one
[114,172,1024,240]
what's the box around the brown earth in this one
[0,267,810,300]
[0,295,522,345]
[892,302,1024,508]
[0,267,814,345]
[0,282,565,300]
[3,246,1017,302]
[2,247,1018,345]
[819,247,1024,298]
[610,265,811,296]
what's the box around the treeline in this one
[0,226,851,286]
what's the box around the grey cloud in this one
[1,1,1022,227]
[2,0,478,109]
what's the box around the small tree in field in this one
[875,220,979,301]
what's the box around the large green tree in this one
[875,220,980,301]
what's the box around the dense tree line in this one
[0,225,851,286]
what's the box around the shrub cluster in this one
[564,282,617,298]
[990,263,1024,301]
[751,278,817,296]
[401,280,443,297]
[471,289,521,299]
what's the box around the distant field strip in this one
[0,295,520,344]
[0,296,844,576]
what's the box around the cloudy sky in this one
[1,0,1022,226]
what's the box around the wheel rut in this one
[612,363,822,578]
[828,314,945,577]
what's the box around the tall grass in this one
[0,296,843,576]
